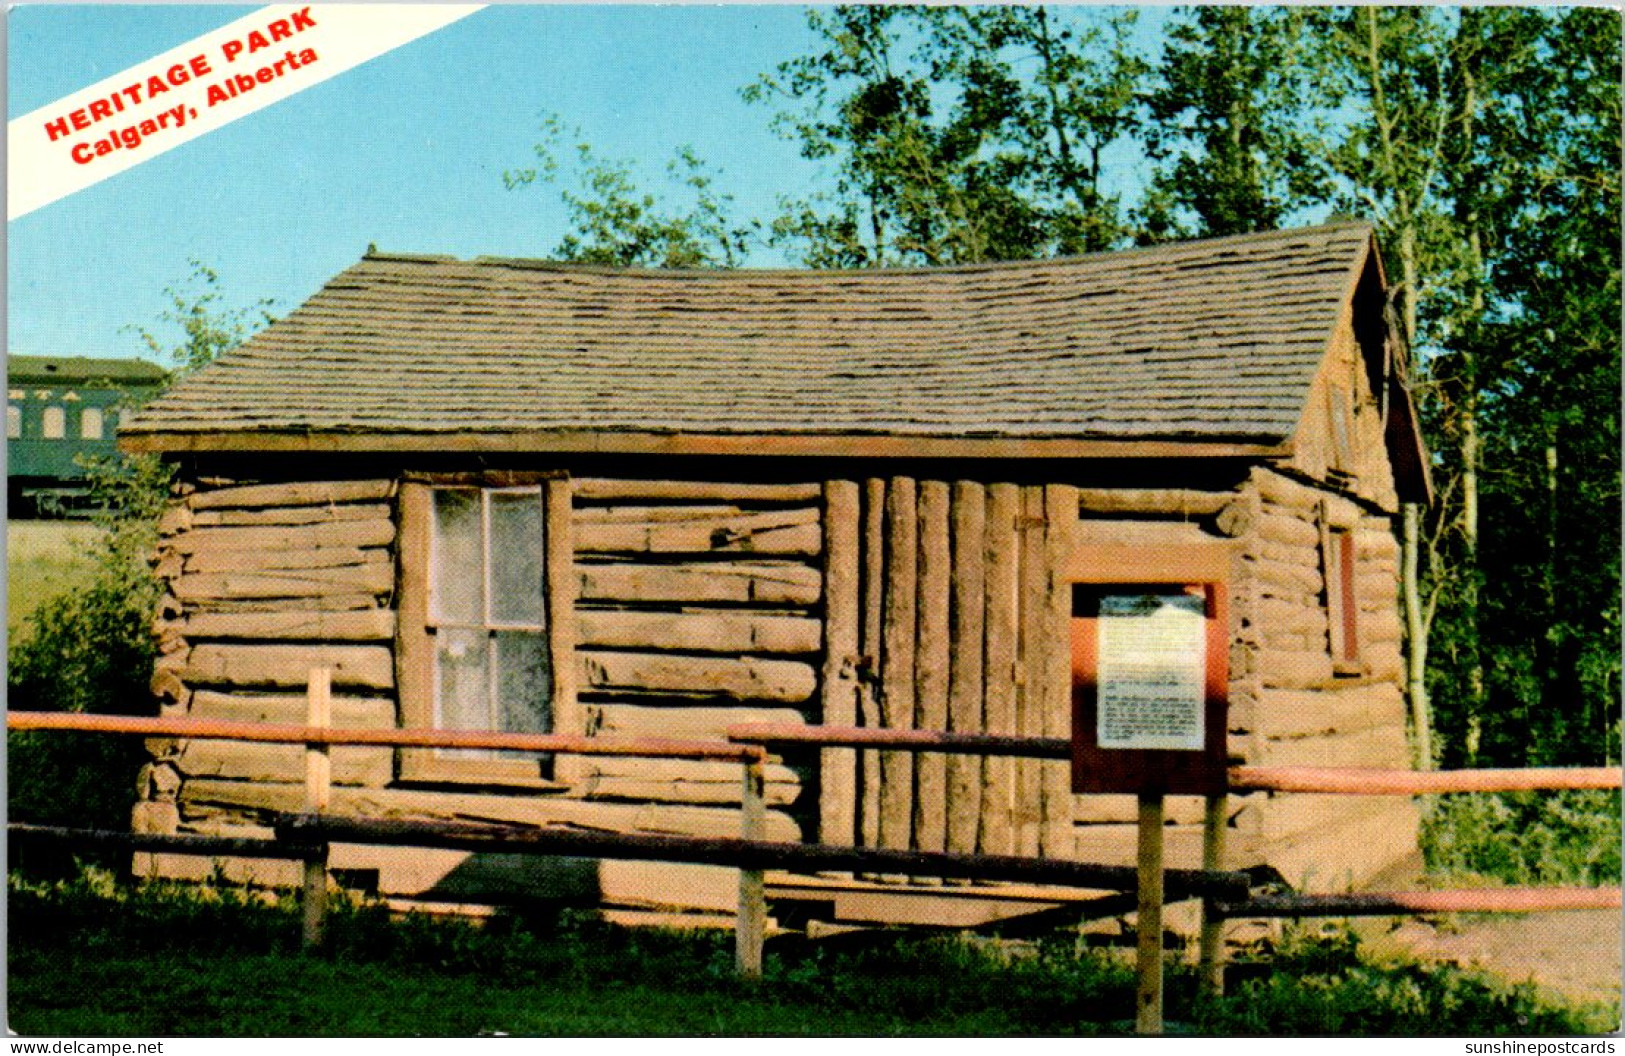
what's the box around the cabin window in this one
[397,477,572,785]
[1320,513,1361,672]
[80,407,104,440]
[6,405,19,439]
[41,406,64,439]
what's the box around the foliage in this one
[1422,790,1623,888]
[505,115,756,268]
[1140,6,1333,238]
[7,453,174,832]
[7,870,1613,1036]
[743,6,1151,265]
[7,265,270,833]
[135,259,276,374]
[1193,922,1611,1035]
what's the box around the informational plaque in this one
[1070,579,1229,796]
[1096,593,1207,751]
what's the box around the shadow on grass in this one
[7,868,1616,1037]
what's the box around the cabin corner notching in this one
[122,223,1429,920]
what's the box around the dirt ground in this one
[1365,908,1622,1011]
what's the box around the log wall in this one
[136,457,1418,909]
[842,478,1076,862]
[570,478,822,816]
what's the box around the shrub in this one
[8,454,173,837]
[1421,789,1623,887]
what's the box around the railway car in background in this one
[8,355,168,516]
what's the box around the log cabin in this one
[119,221,1431,926]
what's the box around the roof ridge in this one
[359,220,1375,279]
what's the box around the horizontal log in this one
[1244,558,1322,596]
[725,723,1072,759]
[1254,471,1320,513]
[1255,540,1320,569]
[189,480,395,511]
[1258,598,1330,636]
[1356,533,1400,561]
[181,644,395,691]
[579,651,817,703]
[1232,765,1621,795]
[9,824,305,861]
[275,814,1248,897]
[577,609,820,655]
[178,739,392,787]
[192,504,393,528]
[1253,682,1404,740]
[576,507,821,556]
[168,520,396,555]
[182,609,397,642]
[572,479,822,503]
[1075,488,1231,517]
[188,689,397,729]
[589,704,808,741]
[189,780,801,842]
[171,564,394,602]
[1255,646,1336,689]
[1219,887,1622,917]
[191,593,388,614]
[1358,611,1403,644]
[577,561,820,607]
[180,546,391,575]
[1257,513,1322,548]
[158,504,193,536]
[575,758,800,807]
[1259,722,1412,771]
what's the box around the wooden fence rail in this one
[8,708,1619,1031]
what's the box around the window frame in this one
[1319,503,1363,675]
[396,473,577,787]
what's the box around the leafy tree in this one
[744,5,1149,265]
[1141,6,1333,239]
[505,115,755,268]
[137,259,275,374]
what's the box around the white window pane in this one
[6,406,19,439]
[435,627,492,731]
[80,407,104,439]
[495,631,551,734]
[431,490,483,624]
[42,407,64,439]
[489,490,545,625]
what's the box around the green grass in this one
[7,520,101,641]
[7,869,1615,1037]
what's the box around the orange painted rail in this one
[727,722,1071,758]
[726,723,1620,795]
[6,711,765,763]
[1227,765,1620,795]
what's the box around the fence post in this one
[302,668,332,951]
[736,753,767,979]
[1199,792,1227,995]
[1135,792,1165,1035]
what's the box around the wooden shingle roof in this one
[123,223,1383,457]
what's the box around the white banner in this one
[8,4,484,220]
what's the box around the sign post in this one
[1068,546,1231,1035]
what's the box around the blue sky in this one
[7,4,833,364]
